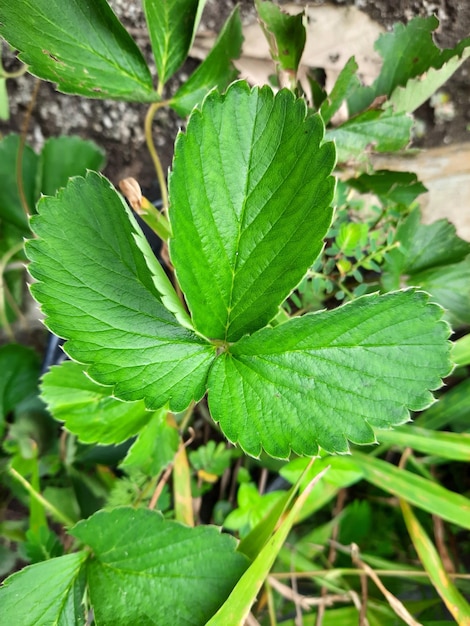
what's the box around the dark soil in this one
[0,0,468,193]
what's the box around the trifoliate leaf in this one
[169,82,335,341]
[208,290,451,458]
[70,507,249,626]
[0,552,87,626]
[0,0,156,101]
[170,7,242,117]
[26,173,215,412]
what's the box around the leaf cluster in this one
[0,2,469,625]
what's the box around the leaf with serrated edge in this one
[121,406,179,475]
[41,361,152,444]
[26,172,215,412]
[208,290,452,458]
[143,0,201,88]
[0,552,88,626]
[70,507,249,626]
[411,258,470,328]
[170,7,242,117]
[388,45,470,114]
[255,0,306,73]
[169,82,335,341]
[0,0,156,101]
[394,206,470,274]
[326,110,413,163]
[348,16,470,115]
[320,56,360,125]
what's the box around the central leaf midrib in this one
[223,96,261,342]
[223,95,290,341]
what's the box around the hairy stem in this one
[144,100,170,214]
[9,466,75,528]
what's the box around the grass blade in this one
[401,499,470,623]
[352,452,470,529]
[207,465,329,625]
[376,425,470,461]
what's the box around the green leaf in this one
[347,16,470,115]
[70,507,249,626]
[169,82,335,341]
[40,361,153,444]
[255,0,306,74]
[346,170,427,206]
[189,440,234,476]
[208,290,451,457]
[223,483,286,537]
[170,7,242,116]
[392,207,470,274]
[237,489,292,561]
[326,110,413,163]
[336,222,368,255]
[26,172,215,412]
[39,137,105,197]
[0,0,156,101]
[410,258,470,327]
[320,56,360,125]
[0,134,39,231]
[388,44,470,114]
[121,407,179,476]
[0,344,40,436]
[143,0,204,88]
[384,207,470,323]
[24,526,64,564]
[0,552,88,626]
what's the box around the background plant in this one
[0,1,469,624]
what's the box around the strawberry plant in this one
[1,1,469,624]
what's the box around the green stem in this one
[349,241,400,276]
[9,467,76,528]
[144,100,170,214]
